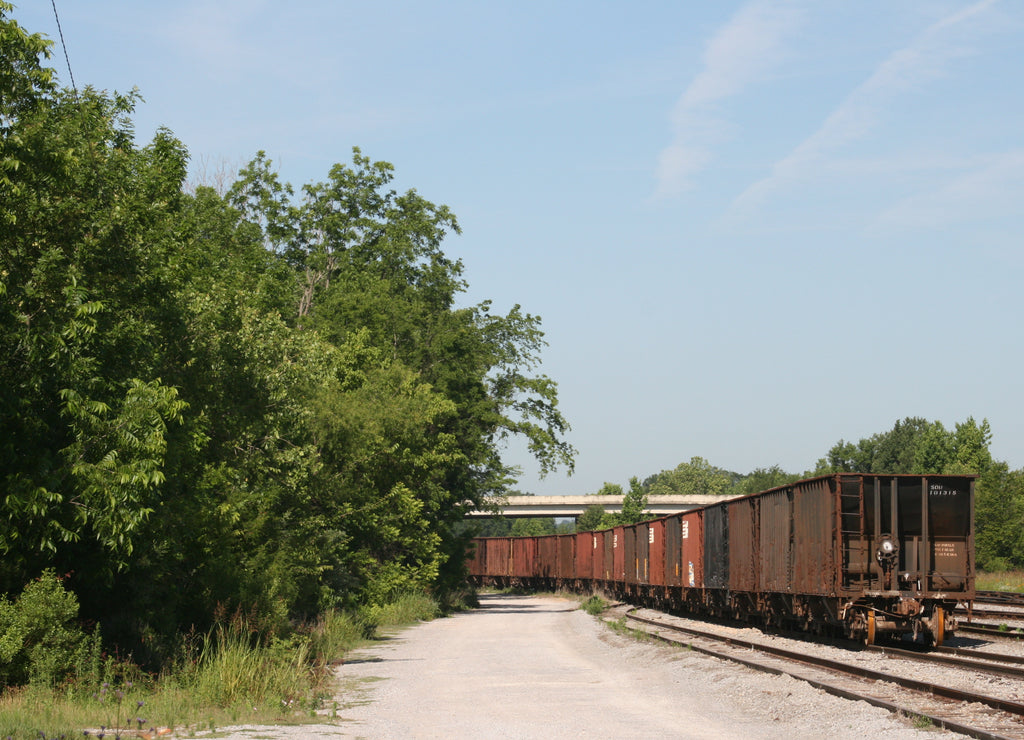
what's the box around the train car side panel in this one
[485,537,511,578]
[729,496,759,593]
[649,518,666,587]
[635,522,650,584]
[557,534,575,581]
[512,537,536,580]
[537,535,557,580]
[612,526,625,583]
[664,514,683,587]
[622,524,636,584]
[760,489,793,593]
[704,504,729,589]
[681,509,704,589]
[792,477,836,595]
[924,476,974,596]
[575,531,592,583]
[603,528,614,581]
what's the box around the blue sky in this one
[14,1,1024,494]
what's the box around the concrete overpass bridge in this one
[467,494,737,518]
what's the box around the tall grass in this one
[977,570,1024,592]
[362,591,439,630]
[0,592,450,739]
[178,624,318,714]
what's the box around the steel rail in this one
[933,643,1024,666]
[977,591,1024,607]
[959,623,1024,640]
[867,643,1024,679]
[957,607,1024,621]
[620,609,1024,740]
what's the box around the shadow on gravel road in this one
[475,594,576,615]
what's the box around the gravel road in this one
[207,593,970,739]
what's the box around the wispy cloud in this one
[653,0,804,198]
[873,150,1024,231]
[164,0,273,77]
[729,0,1001,217]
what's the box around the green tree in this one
[0,5,578,667]
[974,464,1024,571]
[511,518,556,536]
[730,465,799,497]
[226,150,575,597]
[815,416,994,477]
[0,1,55,193]
[576,504,607,532]
[591,482,623,497]
[554,520,576,534]
[0,7,192,591]
[620,476,649,524]
[469,516,513,537]
[872,417,933,473]
[646,457,733,497]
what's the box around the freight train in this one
[468,473,975,645]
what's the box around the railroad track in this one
[960,608,1024,622]
[959,622,1024,640]
[614,606,1024,740]
[868,642,1024,679]
[977,591,1024,607]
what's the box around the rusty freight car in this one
[703,474,974,643]
[468,473,975,645]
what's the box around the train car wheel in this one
[864,611,876,646]
[934,607,946,647]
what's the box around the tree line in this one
[0,4,573,668]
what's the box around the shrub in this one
[0,571,90,687]
[363,592,438,629]
[580,595,607,615]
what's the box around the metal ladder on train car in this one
[839,480,869,588]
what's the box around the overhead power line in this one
[49,0,77,95]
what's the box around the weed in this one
[580,595,607,616]
[911,713,934,729]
